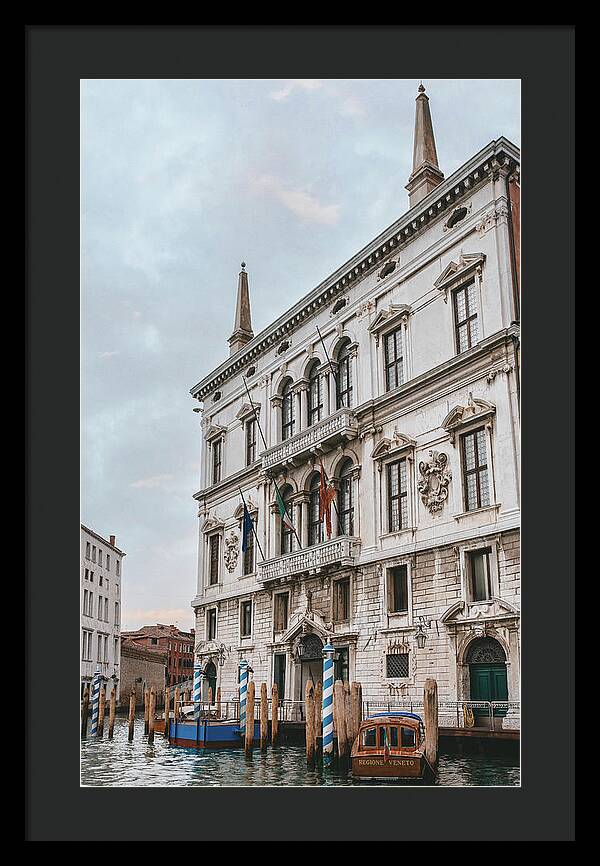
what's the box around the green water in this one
[81,714,520,787]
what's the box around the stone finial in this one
[228,263,254,356]
[406,82,445,207]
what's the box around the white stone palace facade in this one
[189,86,521,717]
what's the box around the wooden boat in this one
[350,712,433,782]
[163,705,261,749]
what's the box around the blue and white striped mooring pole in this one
[90,667,101,737]
[193,661,203,720]
[322,643,335,767]
[239,659,249,733]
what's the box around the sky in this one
[81,79,520,632]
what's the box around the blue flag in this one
[241,504,254,553]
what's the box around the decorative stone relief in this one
[356,299,376,319]
[418,450,452,514]
[476,204,509,236]
[223,530,240,573]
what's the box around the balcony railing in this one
[261,408,358,473]
[258,536,359,583]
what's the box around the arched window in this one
[280,485,295,555]
[281,379,295,441]
[308,473,323,547]
[338,458,354,536]
[336,340,353,409]
[308,361,323,426]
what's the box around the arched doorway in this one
[467,637,508,718]
[203,661,217,703]
[297,633,323,715]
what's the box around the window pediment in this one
[368,303,412,336]
[434,252,486,301]
[233,498,257,520]
[202,515,224,534]
[442,395,495,443]
[235,401,261,422]
[371,430,416,461]
[204,424,227,442]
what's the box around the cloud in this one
[122,607,194,631]
[99,350,120,359]
[130,474,174,489]
[250,174,340,225]
[270,79,323,101]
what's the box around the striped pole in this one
[322,643,335,768]
[239,659,249,734]
[193,661,203,721]
[90,667,101,737]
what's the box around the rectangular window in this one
[246,419,257,466]
[103,635,108,662]
[274,593,289,632]
[453,280,479,353]
[461,427,491,511]
[106,555,111,571]
[384,328,404,391]
[114,602,119,626]
[385,653,409,678]
[99,575,103,587]
[88,592,93,616]
[387,565,409,613]
[209,535,220,585]
[362,727,377,748]
[212,438,222,484]
[84,568,89,581]
[98,549,103,567]
[273,654,286,699]
[83,588,88,615]
[207,608,217,641]
[333,578,350,623]
[85,541,91,559]
[98,595,103,619]
[97,634,103,662]
[89,571,94,583]
[240,600,252,638]
[114,638,119,661]
[467,548,492,602]
[243,528,255,575]
[387,459,408,532]
[334,647,349,683]
[116,560,120,577]
[92,545,97,563]
[104,598,109,622]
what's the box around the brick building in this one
[188,84,520,723]
[121,624,195,688]
[119,639,167,708]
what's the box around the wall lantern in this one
[414,615,436,648]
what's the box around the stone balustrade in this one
[258,535,359,583]
[261,408,358,473]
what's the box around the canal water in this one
[81,714,520,787]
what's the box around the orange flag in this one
[319,461,336,539]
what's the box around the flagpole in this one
[238,486,266,562]
[241,375,303,550]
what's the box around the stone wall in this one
[119,644,167,708]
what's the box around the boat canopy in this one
[367,712,423,722]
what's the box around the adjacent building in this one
[80,525,125,701]
[121,624,195,689]
[119,640,168,708]
[188,85,521,721]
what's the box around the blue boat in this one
[169,717,261,749]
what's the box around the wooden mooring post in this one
[305,680,316,769]
[81,686,90,739]
[174,686,180,723]
[351,682,362,745]
[245,680,255,756]
[216,686,221,719]
[128,689,135,742]
[333,680,348,766]
[144,686,150,734]
[164,688,171,739]
[108,687,116,739]
[148,687,156,745]
[260,683,268,752]
[271,683,279,746]
[423,677,439,773]
[97,683,106,738]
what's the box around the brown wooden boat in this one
[351,712,432,782]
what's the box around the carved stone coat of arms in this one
[418,450,452,514]
[223,530,240,572]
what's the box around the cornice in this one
[190,138,520,402]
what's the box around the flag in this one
[241,503,254,553]
[275,487,295,531]
[383,726,390,761]
[319,461,336,539]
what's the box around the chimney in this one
[109,535,116,547]
[228,263,254,356]
[405,83,444,207]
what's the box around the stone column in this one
[298,381,308,431]
[271,396,282,445]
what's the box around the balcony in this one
[258,536,359,583]
[261,408,358,473]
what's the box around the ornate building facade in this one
[189,86,521,718]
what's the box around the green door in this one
[470,663,508,716]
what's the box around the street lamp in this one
[414,616,435,649]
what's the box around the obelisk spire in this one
[405,83,444,207]
[228,262,254,356]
